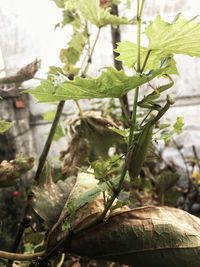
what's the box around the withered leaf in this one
[61,206,200,267]
[0,154,34,187]
[61,112,124,177]
[32,176,76,228]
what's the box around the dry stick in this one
[111,4,130,125]
[192,145,200,171]
[172,139,194,210]
[0,251,44,261]
[7,101,65,267]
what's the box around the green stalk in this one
[128,0,145,147]
[75,27,101,115]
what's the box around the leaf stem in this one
[74,100,84,118]
[111,3,130,125]
[75,27,102,116]
[128,0,144,147]
[141,49,151,73]
[82,27,101,75]
[139,0,146,17]
[34,100,65,183]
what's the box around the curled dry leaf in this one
[65,171,105,227]
[32,175,76,228]
[46,171,106,248]
[0,154,34,187]
[0,59,40,85]
[60,112,124,177]
[60,206,200,267]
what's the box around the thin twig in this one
[111,4,130,123]
[192,145,200,171]
[0,250,44,261]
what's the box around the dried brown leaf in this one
[61,206,200,267]
[61,112,123,177]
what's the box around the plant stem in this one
[75,27,102,115]
[128,0,145,147]
[74,100,84,117]
[34,100,65,183]
[140,0,146,17]
[111,3,130,124]
[82,27,101,75]
[192,145,200,171]
[141,49,151,73]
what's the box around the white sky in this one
[0,0,200,76]
[0,0,70,74]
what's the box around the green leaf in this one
[52,0,65,8]
[72,0,129,27]
[173,116,184,134]
[0,120,12,134]
[27,67,166,102]
[145,15,200,57]
[59,28,88,66]
[115,41,178,75]
[60,48,80,65]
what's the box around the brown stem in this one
[111,4,130,124]
[0,251,44,261]
[192,145,200,171]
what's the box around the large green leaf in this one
[115,41,178,75]
[72,0,129,27]
[0,120,12,134]
[145,15,200,57]
[27,67,166,102]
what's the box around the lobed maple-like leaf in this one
[115,41,178,75]
[27,67,166,102]
[146,14,200,57]
[72,0,129,27]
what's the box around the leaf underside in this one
[27,67,166,102]
[146,15,200,57]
